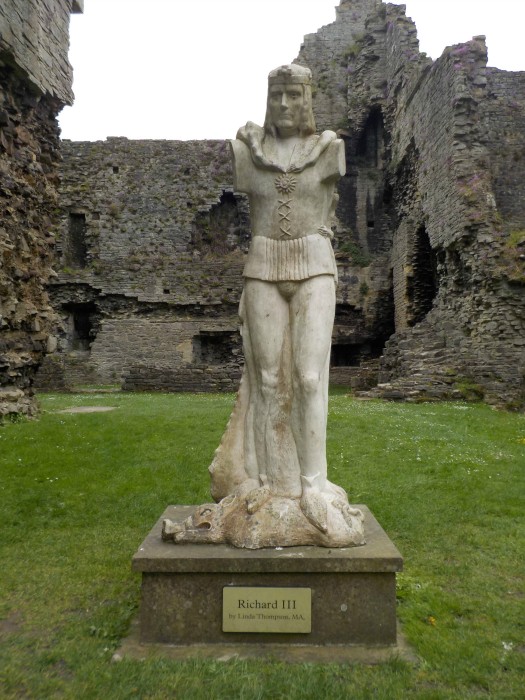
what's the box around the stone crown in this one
[268,64,312,85]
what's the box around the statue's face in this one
[268,83,305,137]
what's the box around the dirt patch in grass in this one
[0,611,23,640]
[56,407,117,414]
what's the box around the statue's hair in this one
[263,82,316,137]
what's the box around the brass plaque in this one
[222,587,311,633]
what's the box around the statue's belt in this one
[244,233,337,282]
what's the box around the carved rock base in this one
[161,492,365,549]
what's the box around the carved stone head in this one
[264,64,316,138]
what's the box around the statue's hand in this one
[318,225,334,239]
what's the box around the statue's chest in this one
[248,165,324,204]
[248,166,327,235]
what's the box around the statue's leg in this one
[290,275,335,529]
[243,278,301,497]
[290,278,363,533]
[240,307,259,483]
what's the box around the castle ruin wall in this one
[36,0,524,407]
[38,132,390,391]
[0,0,81,417]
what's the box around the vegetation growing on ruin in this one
[454,377,486,402]
[502,229,525,284]
[1,391,524,698]
[335,238,372,266]
[342,34,366,62]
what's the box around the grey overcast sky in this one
[59,0,524,142]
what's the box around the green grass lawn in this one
[0,391,524,699]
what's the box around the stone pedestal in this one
[124,504,407,663]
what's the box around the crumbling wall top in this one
[0,0,80,104]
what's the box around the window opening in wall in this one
[356,108,384,168]
[64,303,95,351]
[193,330,239,365]
[407,225,439,326]
[330,344,362,367]
[191,191,250,254]
[369,338,390,357]
[66,212,88,268]
[331,338,390,367]
[163,288,170,295]
[383,183,393,205]
[112,165,119,174]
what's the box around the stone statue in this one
[163,65,364,548]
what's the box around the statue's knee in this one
[295,370,321,397]
[259,369,279,399]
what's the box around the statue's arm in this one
[229,139,252,194]
[320,136,346,183]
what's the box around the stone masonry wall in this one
[346,4,524,406]
[297,0,382,133]
[0,0,81,104]
[0,0,80,417]
[38,129,393,391]
[295,1,524,406]
[482,69,525,233]
[36,138,247,389]
[55,138,244,302]
[90,317,242,387]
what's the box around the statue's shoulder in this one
[230,123,265,192]
[318,130,343,151]
[316,130,345,179]
[320,129,338,141]
[230,122,263,164]
[309,130,342,159]
[235,121,264,147]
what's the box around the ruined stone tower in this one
[0,0,82,417]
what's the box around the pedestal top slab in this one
[132,505,402,574]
